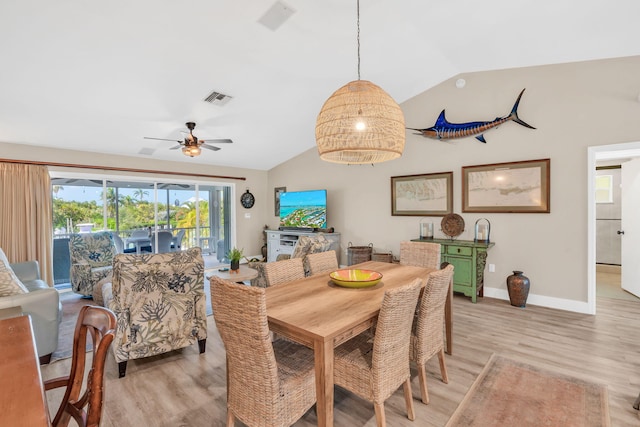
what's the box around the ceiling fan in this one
[144,122,233,157]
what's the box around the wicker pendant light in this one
[315,0,405,164]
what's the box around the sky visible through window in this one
[54,186,202,205]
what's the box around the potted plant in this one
[227,247,244,271]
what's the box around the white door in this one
[621,158,640,297]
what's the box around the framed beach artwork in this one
[274,186,286,216]
[391,172,453,216]
[462,158,550,213]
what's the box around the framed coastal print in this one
[391,172,453,216]
[462,158,550,213]
[274,186,286,216]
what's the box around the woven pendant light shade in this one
[315,80,405,164]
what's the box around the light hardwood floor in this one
[41,294,640,426]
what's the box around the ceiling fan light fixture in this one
[182,145,201,157]
[315,0,405,165]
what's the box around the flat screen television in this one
[279,189,327,230]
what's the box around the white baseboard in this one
[483,287,592,315]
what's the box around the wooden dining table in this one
[0,314,51,426]
[266,260,452,427]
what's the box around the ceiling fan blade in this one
[201,144,221,151]
[169,144,182,150]
[143,137,182,143]
[201,138,233,144]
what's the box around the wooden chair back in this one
[264,257,305,287]
[210,277,281,419]
[399,241,441,269]
[333,278,422,426]
[44,305,116,427]
[414,264,454,360]
[411,264,455,404]
[371,278,423,395]
[306,250,339,276]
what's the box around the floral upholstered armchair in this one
[248,234,333,288]
[109,247,207,377]
[69,232,117,296]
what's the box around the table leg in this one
[314,338,334,427]
[445,277,453,355]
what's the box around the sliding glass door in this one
[51,176,232,284]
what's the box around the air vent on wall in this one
[204,91,233,106]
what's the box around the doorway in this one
[588,142,640,314]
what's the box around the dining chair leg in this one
[403,378,415,421]
[438,348,449,383]
[118,361,128,378]
[418,364,430,405]
[374,402,386,427]
[226,409,235,427]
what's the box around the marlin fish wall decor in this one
[407,88,535,143]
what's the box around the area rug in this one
[51,291,92,362]
[446,354,610,427]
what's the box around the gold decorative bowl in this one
[329,269,383,288]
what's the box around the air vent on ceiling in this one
[138,147,156,156]
[204,91,233,106]
[258,1,296,31]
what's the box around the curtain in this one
[0,163,54,285]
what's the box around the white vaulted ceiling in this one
[1,0,639,170]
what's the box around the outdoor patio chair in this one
[151,230,173,253]
[171,229,186,251]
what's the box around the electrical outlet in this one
[244,212,251,219]
[489,264,495,273]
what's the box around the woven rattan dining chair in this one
[306,250,339,276]
[44,305,116,427]
[210,276,316,427]
[333,278,422,427]
[399,241,441,269]
[411,264,454,405]
[264,257,305,287]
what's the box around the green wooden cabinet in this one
[412,238,494,303]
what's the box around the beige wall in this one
[268,56,640,312]
[0,142,269,257]
[4,56,640,311]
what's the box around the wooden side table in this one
[206,265,258,284]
